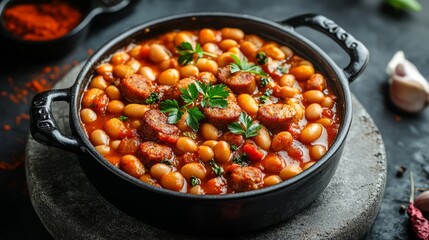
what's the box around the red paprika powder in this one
[3,1,82,41]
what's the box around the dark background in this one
[1,0,429,239]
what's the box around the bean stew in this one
[80,28,340,195]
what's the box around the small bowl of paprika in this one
[0,0,131,59]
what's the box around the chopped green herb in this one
[176,42,217,65]
[160,82,229,131]
[229,54,268,76]
[384,0,421,11]
[259,89,273,104]
[260,77,270,87]
[209,160,224,176]
[230,144,238,151]
[233,153,249,166]
[146,92,160,104]
[183,131,197,139]
[118,115,128,121]
[190,176,201,186]
[160,159,172,165]
[160,99,183,124]
[227,112,262,138]
[256,51,268,65]
[277,65,288,74]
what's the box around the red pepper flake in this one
[3,124,11,131]
[53,66,60,73]
[31,80,45,92]
[8,94,19,104]
[0,161,22,171]
[408,172,429,240]
[43,66,52,73]
[87,48,94,56]
[1,91,7,96]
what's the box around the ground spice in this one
[3,124,11,131]
[3,1,82,41]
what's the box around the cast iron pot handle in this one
[281,14,369,83]
[30,88,82,153]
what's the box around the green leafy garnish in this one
[227,112,262,138]
[260,77,270,87]
[259,89,273,104]
[190,176,201,186]
[160,159,172,165]
[176,42,217,65]
[160,82,229,131]
[256,51,268,65]
[160,99,183,124]
[118,115,128,121]
[233,153,249,166]
[209,160,224,176]
[277,65,288,74]
[146,92,160,104]
[230,144,238,151]
[229,54,268,76]
[384,0,422,11]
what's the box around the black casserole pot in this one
[29,13,369,235]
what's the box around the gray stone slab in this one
[26,64,387,240]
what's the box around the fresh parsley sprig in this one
[233,153,249,166]
[259,89,273,104]
[190,176,201,186]
[227,112,262,138]
[229,54,268,76]
[160,82,229,131]
[146,92,160,104]
[176,42,217,65]
[209,160,224,176]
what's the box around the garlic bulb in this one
[415,190,429,212]
[387,51,429,113]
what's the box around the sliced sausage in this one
[138,141,174,167]
[162,77,197,101]
[217,67,256,94]
[82,88,109,114]
[117,137,141,155]
[257,103,296,132]
[226,166,264,192]
[139,109,180,144]
[203,94,241,129]
[119,74,155,103]
[221,131,244,147]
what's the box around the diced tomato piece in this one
[243,143,265,162]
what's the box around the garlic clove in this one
[415,190,429,212]
[387,51,429,113]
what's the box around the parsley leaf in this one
[176,42,217,65]
[146,92,160,104]
[259,89,273,104]
[227,112,262,138]
[160,99,183,124]
[233,153,249,166]
[180,83,199,104]
[197,82,229,108]
[229,54,268,76]
[230,144,238,151]
[186,107,205,131]
[118,115,128,121]
[260,77,270,87]
[277,65,288,74]
[190,176,201,186]
[209,160,224,176]
[160,82,229,131]
[256,51,268,65]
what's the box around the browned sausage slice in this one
[119,74,155,103]
[162,77,197,101]
[137,141,174,167]
[217,67,256,94]
[203,94,241,129]
[117,137,141,155]
[139,109,180,144]
[226,166,264,192]
[257,103,296,132]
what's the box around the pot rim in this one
[70,12,353,201]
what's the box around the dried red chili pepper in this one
[408,172,429,240]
